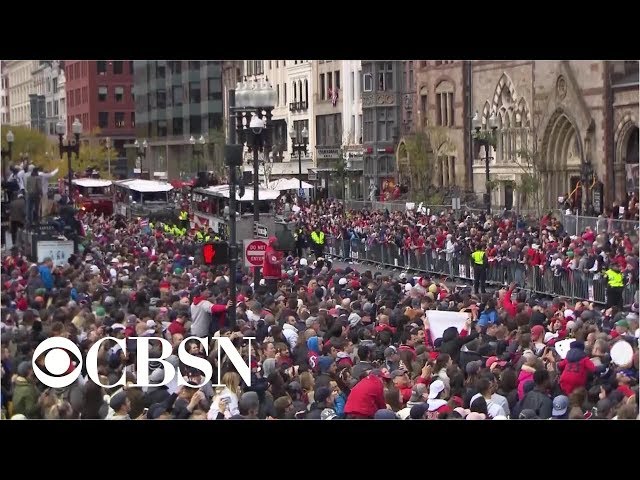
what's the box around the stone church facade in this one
[471,60,638,212]
[401,60,638,212]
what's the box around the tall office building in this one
[133,60,223,179]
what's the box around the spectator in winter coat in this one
[518,370,553,419]
[557,341,596,396]
[343,370,387,419]
[11,362,40,419]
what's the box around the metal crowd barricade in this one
[323,235,637,305]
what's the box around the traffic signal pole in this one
[227,158,238,330]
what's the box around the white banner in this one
[426,310,470,343]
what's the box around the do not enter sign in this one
[243,239,268,267]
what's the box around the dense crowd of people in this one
[0,191,638,420]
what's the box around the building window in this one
[335,71,341,90]
[69,93,74,108]
[131,112,135,127]
[420,93,427,127]
[363,73,373,92]
[113,61,123,74]
[170,61,182,75]
[46,79,51,94]
[97,61,107,75]
[129,61,134,74]
[190,114,202,134]
[189,61,200,70]
[81,62,87,77]
[376,62,393,91]
[305,79,309,106]
[276,85,280,105]
[189,81,201,104]
[409,62,414,90]
[284,83,287,103]
[115,86,124,102]
[157,89,166,109]
[207,78,221,100]
[172,117,183,135]
[46,102,52,117]
[276,60,279,68]
[376,107,395,142]
[319,73,325,100]
[74,63,80,78]
[82,87,88,104]
[75,89,81,106]
[327,72,333,98]
[98,112,109,128]
[172,86,183,106]
[54,100,58,116]
[254,61,263,75]
[52,77,58,92]
[363,109,374,143]
[435,80,454,127]
[157,120,167,137]
[269,60,272,69]
[316,114,341,146]
[293,82,297,102]
[83,113,88,129]
[208,112,222,130]
[115,112,125,128]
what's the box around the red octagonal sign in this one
[244,239,268,267]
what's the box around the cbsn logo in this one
[32,336,255,389]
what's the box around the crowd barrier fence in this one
[324,236,638,306]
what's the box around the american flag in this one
[139,218,149,228]
[330,88,339,107]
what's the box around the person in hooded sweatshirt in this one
[557,341,596,396]
[306,336,322,372]
[189,287,232,337]
[439,320,479,364]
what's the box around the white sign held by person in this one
[426,311,470,343]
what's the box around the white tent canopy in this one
[196,184,281,202]
[264,177,314,191]
[114,179,174,192]
[72,179,112,188]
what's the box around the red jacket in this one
[343,373,386,418]
[262,237,282,280]
[503,287,517,318]
[558,356,596,395]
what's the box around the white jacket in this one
[282,323,299,351]
[207,387,239,420]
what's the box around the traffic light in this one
[202,242,229,265]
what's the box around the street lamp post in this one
[57,118,83,197]
[289,125,309,194]
[581,160,594,215]
[134,139,148,178]
[232,76,277,286]
[105,137,112,178]
[472,111,498,214]
[190,135,207,174]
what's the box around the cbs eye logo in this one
[32,338,83,388]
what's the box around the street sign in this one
[253,223,268,238]
[298,188,305,197]
[244,239,268,268]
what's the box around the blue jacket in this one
[38,265,54,290]
[478,309,498,327]
[334,392,347,418]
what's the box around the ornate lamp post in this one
[472,111,498,214]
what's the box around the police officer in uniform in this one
[604,262,624,309]
[310,225,325,259]
[471,243,488,294]
[178,208,189,231]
